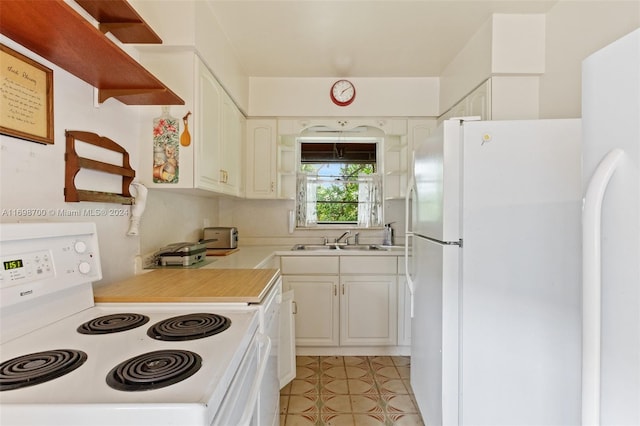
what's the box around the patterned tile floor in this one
[279,356,425,426]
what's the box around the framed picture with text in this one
[0,44,54,145]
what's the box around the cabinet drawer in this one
[340,256,397,274]
[280,256,339,275]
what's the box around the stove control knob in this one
[78,261,91,274]
[74,241,87,254]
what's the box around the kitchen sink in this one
[291,244,401,251]
[337,244,383,250]
[291,244,338,250]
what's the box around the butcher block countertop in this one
[93,268,280,304]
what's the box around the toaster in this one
[203,227,238,249]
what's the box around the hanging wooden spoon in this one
[180,111,192,146]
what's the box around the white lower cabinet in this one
[339,275,397,346]
[281,255,399,348]
[278,289,296,388]
[283,275,339,346]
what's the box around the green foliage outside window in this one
[301,163,374,223]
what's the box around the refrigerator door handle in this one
[582,148,625,426]
[405,175,415,318]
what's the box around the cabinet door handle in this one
[292,301,297,315]
[270,181,275,192]
[333,284,337,296]
[341,284,345,295]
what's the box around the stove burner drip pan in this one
[0,349,87,391]
[77,313,150,334]
[107,349,202,391]
[147,313,231,341]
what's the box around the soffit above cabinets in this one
[0,0,184,106]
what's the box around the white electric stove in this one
[0,222,270,426]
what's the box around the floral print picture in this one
[153,108,179,183]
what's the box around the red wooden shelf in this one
[75,0,163,44]
[0,0,183,105]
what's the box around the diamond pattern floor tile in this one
[280,356,424,426]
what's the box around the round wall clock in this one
[330,79,356,106]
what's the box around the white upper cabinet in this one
[219,91,245,196]
[138,50,244,197]
[245,119,277,198]
[195,59,223,191]
[438,79,492,124]
[196,59,244,196]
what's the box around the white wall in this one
[139,190,218,258]
[0,36,141,284]
[439,14,545,116]
[491,14,545,74]
[0,36,219,284]
[439,17,493,114]
[539,0,640,118]
[440,6,639,119]
[4,2,638,286]
[131,0,250,113]
[248,77,439,117]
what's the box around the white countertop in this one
[200,246,289,269]
[200,245,406,270]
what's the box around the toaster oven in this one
[203,227,238,249]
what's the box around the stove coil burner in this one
[77,313,150,335]
[147,313,231,341]
[106,350,202,391]
[0,349,87,391]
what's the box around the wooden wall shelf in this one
[0,0,184,106]
[75,0,163,44]
[65,131,136,205]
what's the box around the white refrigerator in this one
[581,29,640,426]
[406,118,583,425]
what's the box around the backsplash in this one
[219,198,406,247]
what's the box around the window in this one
[296,138,383,228]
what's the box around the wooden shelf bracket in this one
[0,0,183,106]
[65,130,136,204]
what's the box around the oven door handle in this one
[237,333,272,426]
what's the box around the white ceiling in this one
[207,0,558,78]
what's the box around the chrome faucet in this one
[336,230,351,244]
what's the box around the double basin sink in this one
[291,243,402,251]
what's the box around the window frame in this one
[295,135,384,229]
